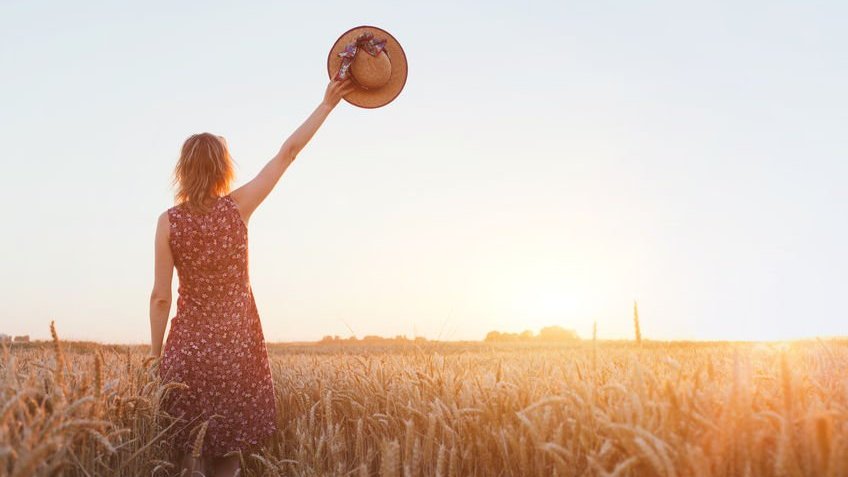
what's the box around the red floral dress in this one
[159,194,277,457]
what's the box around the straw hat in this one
[327,25,408,108]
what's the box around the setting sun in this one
[511,280,581,327]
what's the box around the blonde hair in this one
[173,133,235,214]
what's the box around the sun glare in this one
[509,280,584,331]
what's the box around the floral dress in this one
[159,194,278,457]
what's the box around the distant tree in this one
[485,327,580,343]
[538,326,579,342]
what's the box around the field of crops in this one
[1,327,846,476]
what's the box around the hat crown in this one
[351,50,392,89]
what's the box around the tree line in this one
[485,325,579,343]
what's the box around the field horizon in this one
[7,335,848,350]
[3,332,846,476]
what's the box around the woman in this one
[149,78,354,477]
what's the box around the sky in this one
[1,1,846,344]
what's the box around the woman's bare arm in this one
[230,78,355,223]
[149,211,174,357]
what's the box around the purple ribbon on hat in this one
[335,32,388,81]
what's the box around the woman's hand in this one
[322,78,356,108]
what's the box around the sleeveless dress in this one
[159,194,278,457]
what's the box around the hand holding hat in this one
[327,26,408,108]
[322,78,356,109]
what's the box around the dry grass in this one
[1,326,846,476]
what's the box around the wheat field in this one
[1,324,846,476]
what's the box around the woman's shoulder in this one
[222,193,249,223]
[155,209,172,242]
[164,202,181,218]
[162,202,188,228]
[160,207,177,226]
[221,193,237,206]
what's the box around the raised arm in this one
[230,78,355,223]
[149,211,174,357]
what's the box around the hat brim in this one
[327,25,408,109]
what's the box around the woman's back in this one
[160,194,277,457]
[167,195,252,325]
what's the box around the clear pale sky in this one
[1,1,846,344]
